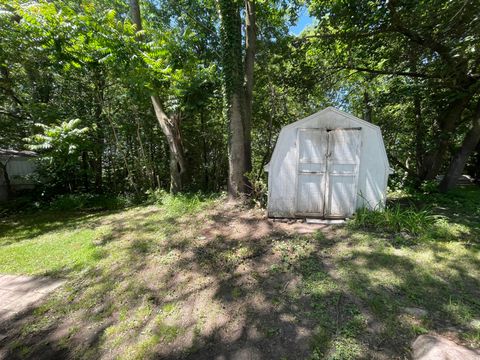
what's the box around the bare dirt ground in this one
[138,201,329,360]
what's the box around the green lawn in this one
[0,188,479,359]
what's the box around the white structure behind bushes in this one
[0,149,37,201]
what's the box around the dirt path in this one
[0,275,64,325]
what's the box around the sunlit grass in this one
[0,227,106,276]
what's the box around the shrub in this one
[245,171,268,208]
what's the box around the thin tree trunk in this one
[0,157,13,200]
[413,95,425,180]
[130,0,187,193]
[105,106,137,193]
[402,97,424,186]
[408,50,425,183]
[474,142,480,183]
[81,151,89,191]
[93,67,105,193]
[257,82,276,179]
[200,110,209,189]
[440,100,480,192]
[130,0,142,32]
[363,91,372,123]
[136,116,154,189]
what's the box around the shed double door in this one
[295,128,361,218]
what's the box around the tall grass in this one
[146,189,217,217]
[350,205,435,235]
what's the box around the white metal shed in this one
[265,107,392,219]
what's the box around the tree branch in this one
[389,155,413,175]
[335,66,435,79]
[0,108,22,119]
[300,28,391,41]
[168,1,219,41]
[387,0,460,71]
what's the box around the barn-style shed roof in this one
[266,107,391,172]
[0,149,37,158]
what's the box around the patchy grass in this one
[0,187,479,359]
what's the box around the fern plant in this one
[25,119,90,193]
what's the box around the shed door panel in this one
[298,130,328,163]
[325,129,361,218]
[296,129,328,215]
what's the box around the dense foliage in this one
[0,0,478,201]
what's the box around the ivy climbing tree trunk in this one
[129,0,187,193]
[217,0,255,198]
[243,0,256,176]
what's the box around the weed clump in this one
[349,205,435,236]
[146,189,217,217]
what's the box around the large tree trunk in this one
[130,0,187,193]
[217,0,248,197]
[421,96,471,180]
[151,96,187,193]
[228,92,247,197]
[439,100,480,192]
[216,0,255,198]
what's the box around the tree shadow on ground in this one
[1,198,479,360]
[0,203,326,359]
